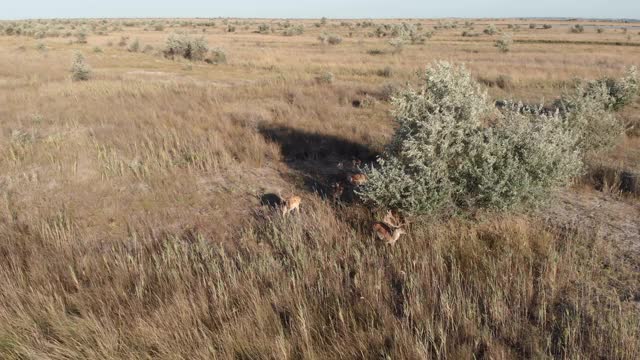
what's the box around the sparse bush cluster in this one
[570,24,585,33]
[318,33,342,45]
[358,62,583,214]
[373,22,432,44]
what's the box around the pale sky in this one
[2,0,639,20]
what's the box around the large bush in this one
[163,33,208,61]
[357,62,582,214]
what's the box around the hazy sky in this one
[3,1,639,20]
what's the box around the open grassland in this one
[0,18,639,359]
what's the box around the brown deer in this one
[348,173,367,186]
[372,210,407,246]
[280,195,301,216]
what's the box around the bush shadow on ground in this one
[259,125,379,199]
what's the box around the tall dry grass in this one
[0,199,638,358]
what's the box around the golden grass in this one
[0,17,639,359]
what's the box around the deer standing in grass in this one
[280,195,301,216]
[372,211,407,246]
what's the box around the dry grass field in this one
[0,18,639,359]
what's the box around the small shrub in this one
[367,49,386,55]
[484,24,498,35]
[257,23,271,34]
[543,24,553,29]
[597,28,605,34]
[570,24,585,33]
[163,33,208,61]
[357,62,582,215]
[327,35,343,45]
[74,29,87,43]
[315,72,334,85]
[529,24,536,29]
[35,42,46,51]
[389,37,406,54]
[226,25,236,33]
[154,24,165,31]
[205,48,227,64]
[70,52,91,81]
[118,36,129,47]
[142,45,154,53]
[127,38,140,52]
[495,34,513,53]
[92,46,103,53]
[283,25,304,36]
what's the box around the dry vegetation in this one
[0,17,639,359]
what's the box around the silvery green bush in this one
[70,52,91,81]
[584,66,638,111]
[357,62,582,214]
[555,67,637,154]
[163,33,208,61]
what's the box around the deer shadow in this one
[259,125,379,198]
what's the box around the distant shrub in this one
[163,33,208,61]
[461,31,480,37]
[357,62,582,215]
[142,44,154,53]
[315,72,334,84]
[283,25,304,36]
[320,17,327,26]
[92,46,103,53]
[367,48,386,55]
[327,35,343,45]
[543,24,553,29]
[495,34,513,53]
[257,23,271,34]
[154,24,165,31]
[318,33,342,45]
[597,28,605,34]
[388,37,406,54]
[484,24,498,35]
[35,42,46,51]
[226,25,236,32]
[570,24,585,33]
[70,52,91,81]
[118,36,129,47]
[529,24,536,29]
[74,29,87,43]
[205,48,227,64]
[127,38,140,52]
